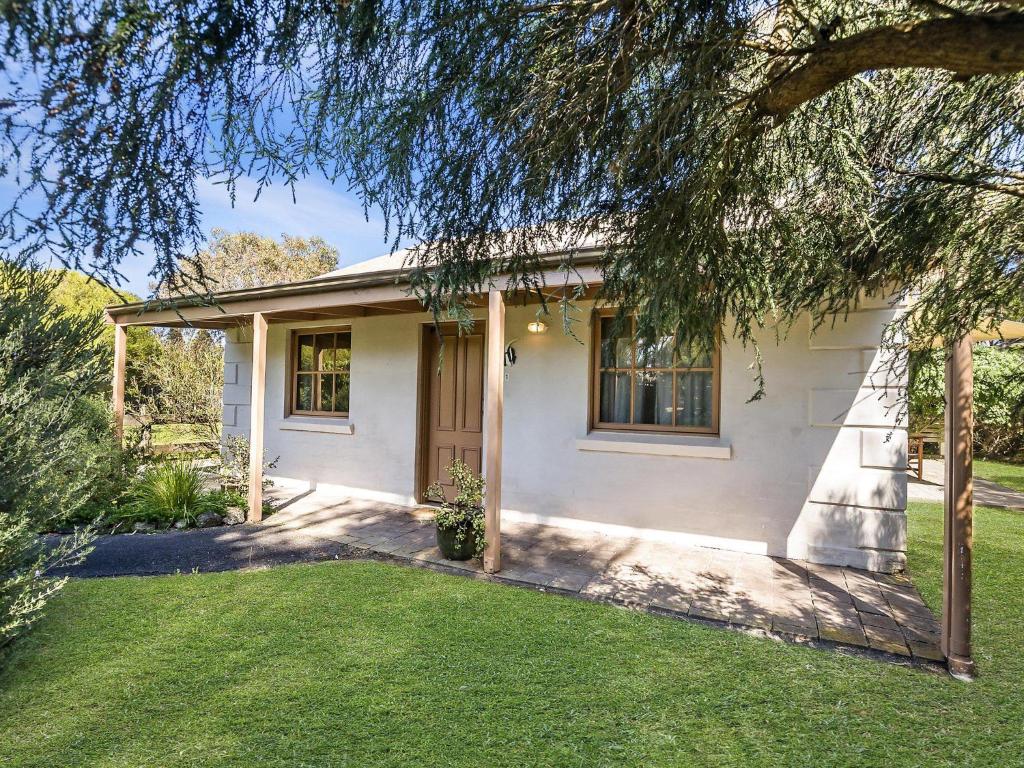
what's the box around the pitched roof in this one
[317,249,414,279]
[105,228,609,318]
[319,225,611,281]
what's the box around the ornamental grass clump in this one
[426,460,486,561]
[118,461,214,528]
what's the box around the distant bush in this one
[911,345,1024,459]
[133,329,224,445]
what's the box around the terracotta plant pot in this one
[436,523,477,561]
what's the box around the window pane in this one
[637,334,674,368]
[633,371,673,425]
[335,374,350,413]
[600,317,632,368]
[333,333,351,372]
[295,373,314,411]
[674,343,712,368]
[315,334,335,371]
[599,371,631,423]
[297,335,314,371]
[318,373,334,412]
[676,371,714,427]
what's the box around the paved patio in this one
[265,484,943,663]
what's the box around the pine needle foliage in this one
[1,2,1022,382]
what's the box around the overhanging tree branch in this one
[755,11,1024,117]
[886,166,1024,199]
[1,0,1022,367]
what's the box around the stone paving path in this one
[909,458,1024,509]
[264,486,944,662]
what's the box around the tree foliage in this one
[48,269,162,395]
[911,344,1024,458]
[50,269,137,315]
[130,329,224,443]
[1,2,1022,382]
[161,229,339,296]
[0,260,101,649]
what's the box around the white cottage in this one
[107,249,908,574]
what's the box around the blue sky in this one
[0,171,397,298]
[120,175,395,297]
[0,59,400,297]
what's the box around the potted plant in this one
[425,459,486,561]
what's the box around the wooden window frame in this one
[287,326,352,418]
[589,309,721,435]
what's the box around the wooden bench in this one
[908,429,942,479]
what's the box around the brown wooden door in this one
[423,328,484,502]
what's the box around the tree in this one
[131,329,224,443]
[49,270,162,400]
[1,2,1022,384]
[911,344,1024,458]
[0,261,101,649]
[160,229,339,296]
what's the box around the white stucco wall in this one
[224,296,908,572]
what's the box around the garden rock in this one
[173,519,189,529]
[223,506,245,526]
[132,522,155,533]
[195,511,225,528]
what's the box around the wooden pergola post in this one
[112,322,127,444]
[247,312,268,523]
[942,335,976,680]
[484,290,505,573]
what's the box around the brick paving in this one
[265,486,943,662]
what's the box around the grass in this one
[1,502,1022,767]
[974,457,1024,493]
[151,423,215,447]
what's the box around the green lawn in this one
[1,502,1022,767]
[974,457,1024,493]
[151,422,217,447]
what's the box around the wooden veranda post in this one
[112,322,127,444]
[942,335,976,680]
[247,312,269,523]
[484,290,505,573]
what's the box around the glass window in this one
[291,330,351,416]
[593,315,718,433]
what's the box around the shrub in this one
[0,261,103,650]
[911,345,1024,458]
[64,397,147,526]
[116,461,215,528]
[218,434,278,491]
[205,488,248,514]
[426,460,486,558]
